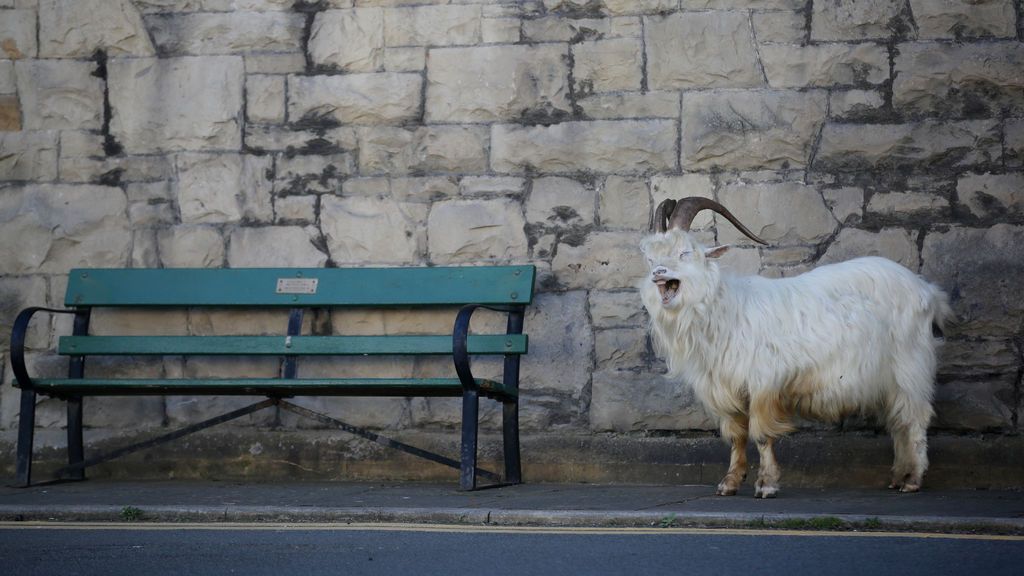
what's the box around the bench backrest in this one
[65,266,535,308]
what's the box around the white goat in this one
[640,197,951,498]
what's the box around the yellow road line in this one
[1,522,1022,541]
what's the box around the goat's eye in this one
[679,250,691,259]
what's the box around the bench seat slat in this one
[58,335,528,357]
[29,378,516,399]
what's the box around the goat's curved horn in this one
[668,197,769,246]
[652,199,677,233]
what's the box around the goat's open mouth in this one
[655,278,680,305]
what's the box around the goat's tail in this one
[929,285,955,338]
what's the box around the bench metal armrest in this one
[10,307,87,390]
[452,304,522,391]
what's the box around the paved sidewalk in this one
[1,479,1022,533]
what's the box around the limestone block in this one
[0,131,58,181]
[288,73,421,125]
[717,182,838,245]
[600,176,649,230]
[893,42,1024,116]
[752,10,807,43]
[383,47,425,72]
[589,290,646,329]
[321,196,427,265]
[38,0,154,57]
[132,230,159,268]
[0,276,50,349]
[190,308,304,336]
[921,224,1024,337]
[1,352,69,430]
[579,91,680,120]
[573,38,642,94]
[818,228,918,269]
[309,8,384,72]
[482,18,520,43]
[939,339,1019,378]
[227,226,328,267]
[681,90,827,170]
[176,153,274,224]
[956,172,1024,218]
[518,291,593,396]
[823,187,864,224]
[605,0,677,14]
[650,174,715,230]
[289,358,413,429]
[342,177,389,197]
[358,125,488,175]
[426,44,570,123]
[829,89,886,120]
[109,56,244,153]
[427,198,528,264]
[157,226,226,268]
[90,308,189,336]
[526,177,596,227]
[760,43,889,88]
[522,16,617,42]
[246,75,286,124]
[810,0,908,41]
[390,176,459,202]
[595,328,647,371]
[245,53,306,74]
[491,120,676,174]
[1005,119,1024,168]
[681,0,804,7]
[552,231,646,290]
[646,12,762,90]
[866,191,947,217]
[274,153,352,195]
[243,125,358,155]
[933,377,1016,431]
[146,11,304,55]
[0,9,35,58]
[590,370,715,432]
[909,0,1016,39]
[0,60,14,93]
[126,181,174,227]
[0,185,129,274]
[459,176,526,197]
[59,154,176,186]
[384,5,481,46]
[815,120,1001,172]
[274,195,317,224]
[168,357,279,427]
[409,394,501,431]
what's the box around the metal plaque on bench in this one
[276,278,319,294]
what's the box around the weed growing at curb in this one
[121,506,143,522]
[658,514,678,528]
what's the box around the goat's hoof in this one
[716,485,738,496]
[899,483,921,493]
[754,484,778,499]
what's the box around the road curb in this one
[1,505,1021,534]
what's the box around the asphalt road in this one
[2,523,1022,576]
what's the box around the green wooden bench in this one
[10,266,535,490]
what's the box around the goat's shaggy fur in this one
[640,229,952,497]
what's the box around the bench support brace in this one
[277,400,501,484]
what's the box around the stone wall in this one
[1,0,1022,485]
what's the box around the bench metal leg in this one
[502,400,522,485]
[459,388,479,491]
[66,396,85,481]
[15,388,36,487]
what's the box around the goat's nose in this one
[653,266,668,276]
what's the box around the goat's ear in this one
[704,245,730,259]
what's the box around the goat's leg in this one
[889,422,929,492]
[753,438,781,498]
[716,415,748,496]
